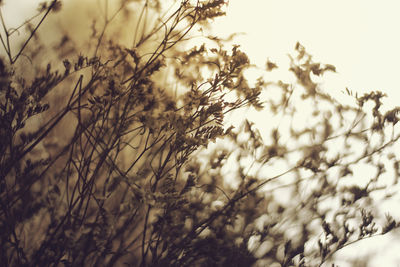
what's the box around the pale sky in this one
[213,0,400,109]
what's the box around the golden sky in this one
[6,0,400,108]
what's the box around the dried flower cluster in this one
[0,1,399,266]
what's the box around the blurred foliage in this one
[1,0,400,266]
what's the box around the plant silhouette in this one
[1,1,400,266]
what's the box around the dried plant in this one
[0,1,399,266]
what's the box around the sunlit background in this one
[3,0,400,265]
[214,0,400,103]
[211,1,400,266]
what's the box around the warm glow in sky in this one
[213,0,400,109]
[6,0,400,107]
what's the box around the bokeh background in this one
[210,1,400,266]
[3,0,400,266]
